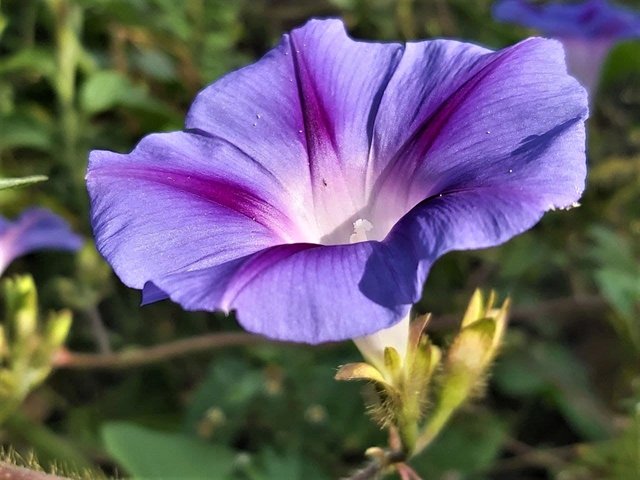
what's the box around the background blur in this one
[1,0,639,478]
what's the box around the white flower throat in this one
[348,219,410,371]
[349,218,374,243]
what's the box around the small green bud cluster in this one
[336,290,509,464]
[0,275,72,425]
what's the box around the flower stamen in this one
[349,218,374,243]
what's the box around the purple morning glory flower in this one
[494,0,640,94]
[86,19,587,344]
[0,208,83,274]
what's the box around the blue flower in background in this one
[0,208,83,275]
[87,19,587,344]
[494,0,640,94]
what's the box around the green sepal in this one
[407,314,431,357]
[335,362,389,386]
[3,276,38,349]
[405,335,434,405]
[0,275,73,424]
[44,309,72,351]
[383,346,403,386]
[461,289,484,328]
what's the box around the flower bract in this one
[87,19,587,344]
[0,208,82,275]
[493,0,640,93]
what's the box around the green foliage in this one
[411,410,508,479]
[0,0,638,478]
[494,336,612,441]
[102,422,236,479]
[0,114,53,153]
[80,71,167,117]
[588,227,640,350]
[0,276,72,424]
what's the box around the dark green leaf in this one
[102,422,236,480]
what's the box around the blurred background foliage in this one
[0,0,639,478]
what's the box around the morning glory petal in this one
[186,19,404,239]
[88,19,588,344]
[0,208,82,274]
[370,37,587,225]
[493,0,640,39]
[146,241,416,343]
[87,131,304,291]
[493,0,640,93]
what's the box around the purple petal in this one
[87,131,305,291]
[493,0,640,39]
[146,241,414,343]
[351,187,558,321]
[87,19,588,344]
[370,37,587,225]
[561,37,615,95]
[185,19,404,238]
[493,1,640,93]
[0,208,82,274]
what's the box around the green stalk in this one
[411,403,455,456]
[46,0,85,208]
[50,0,82,160]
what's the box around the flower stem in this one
[53,332,271,370]
[48,0,82,161]
[411,403,454,456]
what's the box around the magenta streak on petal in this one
[288,35,341,195]
[361,45,406,200]
[221,242,322,309]
[85,19,589,344]
[90,165,298,243]
[185,128,293,196]
[372,45,516,210]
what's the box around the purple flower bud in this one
[0,208,82,274]
[494,0,640,93]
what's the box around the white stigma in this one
[349,218,373,243]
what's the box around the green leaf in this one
[558,402,640,479]
[250,449,331,480]
[588,227,640,348]
[601,40,640,88]
[589,227,637,274]
[0,113,53,152]
[595,269,640,319]
[184,357,264,438]
[80,70,173,117]
[0,175,47,191]
[102,422,235,480]
[411,410,508,477]
[0,12,7,40]
[80,70,134,115]
[131,49,176,82]
[0,48,56,78]
[494,340,612,440]
[255,449,303,480]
